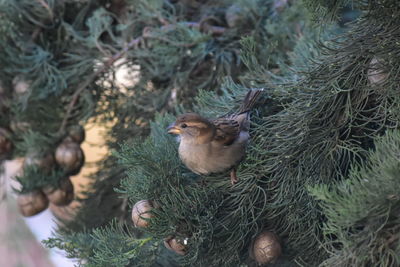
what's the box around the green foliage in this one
[310,130,400,267]
[116,89,272,266]
[2,0,400,266]
[116,114,184,202]
[87,222,154,267]
[15,167,66,193]
[45,221,177,267]
[41,1,312,266]
[302,0,351,22]
[0,0,310,159]
[44,231,96,264]
[110,2,400,266]
[303,0,400,23]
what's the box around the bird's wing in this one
[212,117,240,146]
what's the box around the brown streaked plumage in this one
[168,89,263,184]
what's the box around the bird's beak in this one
[167,123,181,135]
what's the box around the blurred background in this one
[1,122,107,267]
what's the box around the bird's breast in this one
[178,133,248,175]
[179,142,213,174]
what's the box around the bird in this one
[167,89,263,184]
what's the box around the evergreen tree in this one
[1,0,399,266]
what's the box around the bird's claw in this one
[230,169,238,185]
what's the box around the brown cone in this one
[131,200,154,228]
[55,141,84,175]
[0,127,12,157]
[43,178,74,206]
[251,231,282,265]
[67,125,85,144]
[368,56,388,86]
[17,191,49,217]
[164,236,187,255]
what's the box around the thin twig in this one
[146,34,199,48]
[30,27,42,42]
[57,37,142,134]
[118,197,129,226]
[179,22,226,36]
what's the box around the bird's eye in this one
[181,123,187,128]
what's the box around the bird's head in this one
[167,113,215,143]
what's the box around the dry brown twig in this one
[57,37,143,135]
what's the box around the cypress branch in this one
[310,129,400,267]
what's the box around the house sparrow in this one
[168,89,263,184]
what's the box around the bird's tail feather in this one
[237,88,264,114]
